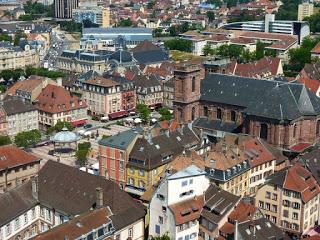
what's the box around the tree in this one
[159,108,173,121]
[0,136,11,146]
[164,39,192,52]
[151,234,171,240]
[276,0,299,20]
[14,129,41,148]
[19,14,34,21]
[0,34,12,42]
[202,44,215,56]
[60,20,82,33]
[14,31,27,46]
[76,141,91,166]
[119,18,132,27]
[206,11,215,22]
[147,0,155,9]
[136,103,151,123]
[25,67,66,79]
[304,13,320,33]
[46,121,74,135]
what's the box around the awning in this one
[71,119,86,127]
[290,143,311,152]
[108,110,128,119]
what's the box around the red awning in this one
[108,110,128,119]
[290,143,311,152]
[71,119,87,127]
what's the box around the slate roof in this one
[300,147,320,184]
[201,184,240,232]
[133,74,162,94]
[128,127,199,170]
[98,129,140,150]
[2,95,37,115]
[238,217,289,240]
[131,41,169,65]
[108,50,133,63]
[0,181,37,226]
[201,73,320,121]
[193,117,239,133]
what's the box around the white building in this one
[149,165,210,240]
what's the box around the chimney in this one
[96,187,103,208]
[165,129,170,138]
[234,220,238,240]
[57,77,63,86]
[32,179,38,200]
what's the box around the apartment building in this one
[35,84,87,129]
[0,145,40,193]
[82,76,123,117]
[149,165,210,239]
[126,127,200,196]
[298,2,315,21]
[1,96,39,136]
[73,7,110,27]
[99,129,140,189]
[255,163,320,235]
[0,41,40,71]
[0,161,146,240]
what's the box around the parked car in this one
[84,124,93,129]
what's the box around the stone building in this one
[173,63,320,150]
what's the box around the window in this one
[32,208,36,219]
[158,216,163,224]
[272,205,277,213]
[266,203,270,211]
[129,168,134,174]
[283,200,290,207]
[293,124,297,138]
[40,207,44,217]
[293,212,299,220]
[272,216,277,223]
[46,209,51,221]
[24,213,28,225]
[181,180,188,187]
[138,169,145,176]
[191,107,196,121]
[260,123,268,140]
[155,225,160,234]
[138,180,145,189]
[189,179,193,184]
[119,161,124,171]
[157,194,165,200]
[231,111,236,121]
[128,227,133,237]
[191,77,196,92]
[266,191,271,199]
[259,201,264,209]
[292,202,300,209]
[272,193,278,201]
[15,218,20,230]
[283,210,289,218]
[162,206,167,212]
[203,106,208,117]
[6,223,11,236]
[217,108,222,120]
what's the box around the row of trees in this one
[0,31,27,46]
[153,23,198,38]
[19,1,54,20]
[14,130,42,148]
[0,67,66,81]
[304,13,320,33]
[202,42,277,63]
[136,104,173,123]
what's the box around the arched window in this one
[204,106,209,117]
[217,108,222,120]
[260,123,268,140]
[293,124,297,138]
[317,120,320,136]
[192,107,196,120]
[192,77,196,92]
[231,110,236,122]
[177,108,183,121]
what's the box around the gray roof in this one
[98,129,140,150]
[300,147,320,183]
[201,74,320,122]
[133,50,168,65]
[83,27,153,34]
[2,96,37,116]
[193,117,239,133]
[238,217,289,240]
[0,181,37,226]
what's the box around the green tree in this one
[19,14,34,21]
[304,13,320,33]
[60,20,82,33]
[25,67,66,79]
[46,121,74,135]
[14,129,41,148]
[164,39,192,52]
[0,136,11,146]
[202,44,214,56]
[14,31,27,46]
[288,47,311,72]
[206,11,215,22]
[151,234,171,240]
[276,0,299,20]
[147,0,155,9]
[0,85,6,93]
[0,34,12,42]
[76,141,91,166]
[119,18,132,27]
[159,108,173,121]
[136,103,151,123]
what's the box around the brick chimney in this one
[96,187,103,208]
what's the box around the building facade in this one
[0,145,40,193]
[54,0,79,19]
[73,7,110,27]
[255,163,320,235]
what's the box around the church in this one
[173,63,320,151]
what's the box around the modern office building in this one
[54,0,79,19]
[222,14,310,44]
[73,7,110,27]
[81,27,153,49]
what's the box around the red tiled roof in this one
[220,222,234,235]
[0,145,40,171]
[290,143,311,152]
[245,138,275,167]
[311,42,320,54]
[228,201,257,223]
[35,84,86,114]
[304,237,320,240]
[283,163,320,203]
[169,196,204,225]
